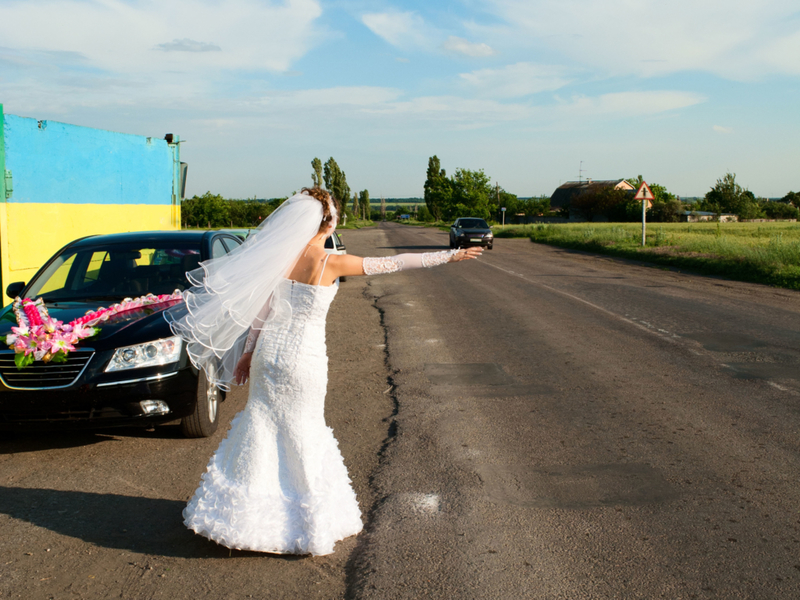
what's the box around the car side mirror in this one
[6,281,25,299]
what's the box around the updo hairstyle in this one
[301,187,338,231]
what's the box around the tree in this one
[450,168,493,221]
[496,189,519,222]
[311,158,323,188]
[626,175,645,189]
[351,192,359,220]
[781,191,799,208]
[323,157,351,208]
[183,192,230,227]
[358,189,370,220]
[424,156,451,221]
[700,172,761,220]
[417,205,434,222]
[762,200,799,219]
[644,183,680,222]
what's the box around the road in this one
[3,222,800,599]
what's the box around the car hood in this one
[0,299,186,350]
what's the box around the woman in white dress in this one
[169,188,481,556]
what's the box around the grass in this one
[395,218,452,231]
[337,219,374,230]
[496,222,800,290]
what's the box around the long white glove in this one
[362,250,458,275]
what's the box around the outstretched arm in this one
[327,247,482,280]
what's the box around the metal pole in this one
[641,199,647,246]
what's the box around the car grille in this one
[0,350,94,390]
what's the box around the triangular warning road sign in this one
[634,182,654,201]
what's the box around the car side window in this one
[211,238,227,259]
[221,236,241,253]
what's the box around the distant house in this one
[550,179,637,210]
[679,211,738,223]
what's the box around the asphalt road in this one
[348,223,800,599]
[2,221,800,599]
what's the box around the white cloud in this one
[713,125,734,134]
[442,36,495,57]
[460,62,570,98]
[475,0,800,80]
[361,10,431,50]
[155,39,222,53]
[560,91,706,117]
[0,0,323,75]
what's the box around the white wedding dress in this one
[183,275,362,556]
[182,250,457,556]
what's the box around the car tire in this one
[487,243,493,250]
[449,240,455,249]
[339,276,347,283]
[181,368,221,438]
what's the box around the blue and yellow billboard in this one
[0,104,183,304]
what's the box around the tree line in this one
[422,155,551,223]
[183,158,799,229]
[424,155,799,223]
[181,193,286,228]
[569,172,799,222]
[181,156,378,228]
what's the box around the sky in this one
[1,0,798,200]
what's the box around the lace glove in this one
[243,295,273,353]
[362,250,458,275]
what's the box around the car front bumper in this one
[0,364,199,431]
[455,235,493,247]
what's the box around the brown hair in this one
[301,187,338,230]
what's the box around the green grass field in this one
[494,221,800,289]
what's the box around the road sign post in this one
[634,182,654,247]
[501,206,506,228]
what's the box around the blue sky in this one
[1,0,798,199]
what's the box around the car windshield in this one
[26,242,202,302]
[458,219,489,229]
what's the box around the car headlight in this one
[105,336,183,372]
[484,232,493,237]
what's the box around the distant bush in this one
[762,201,799,219]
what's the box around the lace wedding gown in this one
[182,250,456,556]
[183,276,362,556]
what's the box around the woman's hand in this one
[234,352,253,385]
[450,246,484,262]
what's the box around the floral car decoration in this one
[2,292,183,369]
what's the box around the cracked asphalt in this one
[2,222,800,599]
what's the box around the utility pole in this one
[578,161,586,183]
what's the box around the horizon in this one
[1,1,798,200]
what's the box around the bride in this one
[168,187,481,556]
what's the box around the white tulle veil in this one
[166,191,336,391]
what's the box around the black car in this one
[449,217,493,249]
[0,230,244,437]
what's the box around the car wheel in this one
[339,276,347,283]
[487,243,493,250]
[449,239,455,249]
[181,368,221,438]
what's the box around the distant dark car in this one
[449,218,493,249]
[0,230,243,437]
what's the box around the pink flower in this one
[71,323,97,340]
[49,334,75,354]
